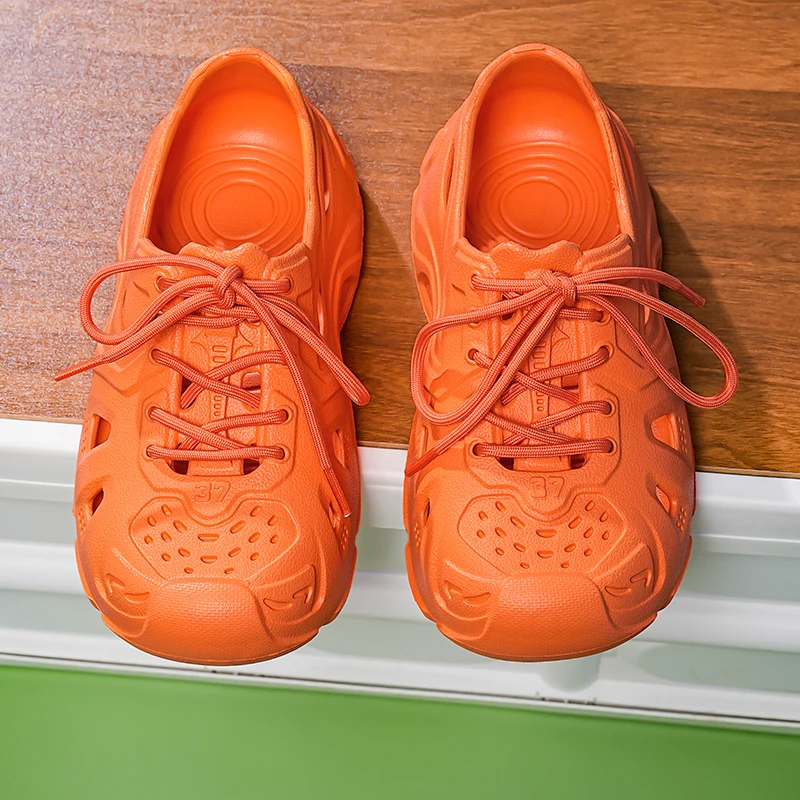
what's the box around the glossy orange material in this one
[404,44,738,661]
[58,48,368,665]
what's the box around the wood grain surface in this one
[1,1,798,473]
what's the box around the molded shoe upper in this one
[60,48,368,665]
[404,44,737,661]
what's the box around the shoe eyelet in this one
[604,439,617,455]
[602,400,615,417]
[275,446,288,461]
[467,348,479,364]
[279,407,291,423]
[599,343,614,360]
[469,441,483,457]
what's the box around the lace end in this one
[324,466,352,518]
[404,446,441,478]
[54,364,85,382]
[676,282,706,307]
[354,389,371,407]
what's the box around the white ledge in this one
[1,418,799,731]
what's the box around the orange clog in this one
[404,44,738,661]
[57,48,369,665]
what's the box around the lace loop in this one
[56,254,370,516]
[406,266,738,477]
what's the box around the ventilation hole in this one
[568,516,582,529]
[477,530,486,538]
[269,534,278,544]
[655,485,677,517]
[478,511,488,521]
[91,415,111,448]
[200,555,217,564]
[651,412,681,451]
[173,520,187,533]
[224,567,234,575]
[178,548,190,557]
[198,533,218,543]
[536,529,557,538]
[600,512,609,522]
[250,506,261,517]
[147,516,157,527]
[248,532,260,543]
[242,458,260,475]
[171,460,189,475]
[327,501,339,528]
[584,548,593,556]
[161,505,171,515]
[520,562,530,569]
[495,501,506,512]
[161,553,170,561]
[569,453,587,470]
[267,515,277,526]
[161,531,171,542]
[250,552,259,561]
[228,548,241,557]
[514,542,526,552]
[442,141,455,206]
[602,531,611,540]
[495,547,504,556]
[537,550,553,558]
[561,562,570,569]
[510,516,525,529]
[565,544,576,553]
[561,373,580,390]
[242,370,260,391]
[332,427,347,467]
[230,521,246,533]
[144,535,153,545]
[585,501,596,511]
[584,527,594,539]
[184,567,193,574]
[495,527,506,538]
[498,456,515,471]
[423,499,431,523]
[416,270,433,311]
[90,489,104,515]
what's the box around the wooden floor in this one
[1,1,798,474]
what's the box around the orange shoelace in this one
[56,255,370,516]
[405,267,738,476]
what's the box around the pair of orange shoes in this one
[58,45,738,666]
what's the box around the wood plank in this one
[1,0,798,473]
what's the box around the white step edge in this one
[1,417,800,731]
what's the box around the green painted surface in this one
[0,666,798,799]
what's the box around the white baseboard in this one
[1,418,799,731]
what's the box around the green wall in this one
[1,665,798,799]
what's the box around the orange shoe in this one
[404,44,738,661]
[56,48,369,665]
